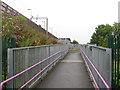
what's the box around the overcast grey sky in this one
[2,0,119,44]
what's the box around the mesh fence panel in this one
[7,45,68,88]
[79,44,111,88]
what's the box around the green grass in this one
[69,50,79,53]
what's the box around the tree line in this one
[89,22,120,47]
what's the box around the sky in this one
[2,0,120,44]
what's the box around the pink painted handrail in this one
[19,55,61,90]
[0,49,66,90]
[80,50,99,89]
[80,48,110,89]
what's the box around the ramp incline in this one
[34,50,93,88]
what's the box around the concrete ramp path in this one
[34,50,93,88]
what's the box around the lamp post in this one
[42,20,48,36]
[118,1,120,22]
[42,20,46,30]
[29,15,48,36]
[38,17,48,36]
[46,18,48,36]
[0,35,1,83]
[28,9,33,20]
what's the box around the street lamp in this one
[42,20,45,30]
[28,9,33,20]
[118,1,120,22]
[29,15,48,36]
[35,17,48,31]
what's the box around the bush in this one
[1,12,58,47]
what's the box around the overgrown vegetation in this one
[1,12,58,47]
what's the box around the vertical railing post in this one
[0,4,2,86]
[8,48,14,88]
[0,35,2,83]
[0,0,2,83]
[116,34,120,88]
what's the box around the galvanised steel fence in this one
[108,34,120,88]
[79,44,111,89]
[0,44,68,89]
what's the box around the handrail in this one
[19,55,61,90]
[80,48,110,89]
[0,49,67,89]
[80,50,99,89]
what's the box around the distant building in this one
[58,38,71,44]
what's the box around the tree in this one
[112,22,120,34]
[71,40,79,44]
[90,24,113,47]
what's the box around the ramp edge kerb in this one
[80,48,110,89]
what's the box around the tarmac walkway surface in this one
[34,50,93,88]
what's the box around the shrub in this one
[1,12,58,47]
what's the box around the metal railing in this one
[79,44,111,89]
[108,34,120,88]
[0,44,68,89]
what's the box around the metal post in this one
[8,48,14,88]
[0,0,2,83]
[0,35,2,83]
[28,9,33,20]
[118,1,120,22]
[42,18,48,36]
[46,18,48,36]
[42,21,45,30]
[36,17,48,36]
